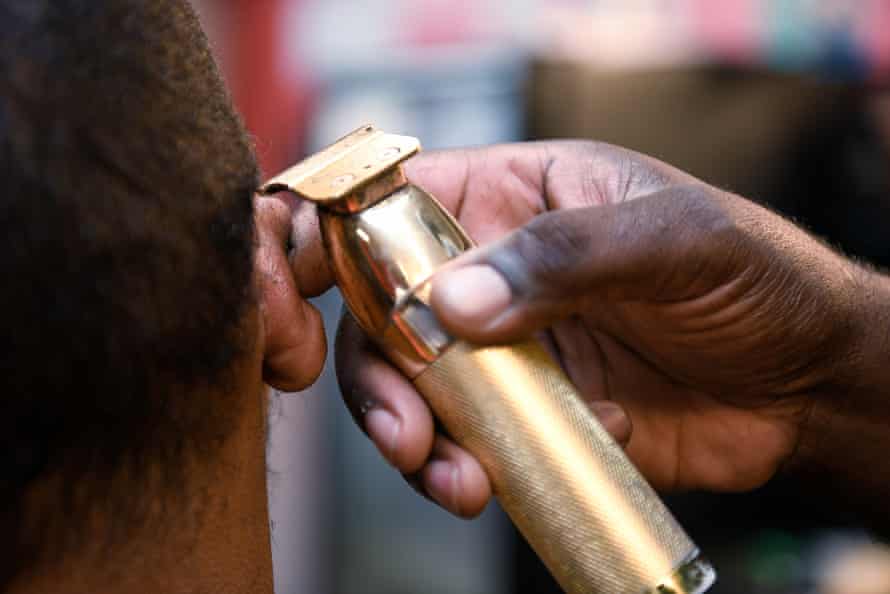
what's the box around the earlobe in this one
[260,295,326,392]
[254,193,330,392]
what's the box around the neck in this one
[9,379,274,594]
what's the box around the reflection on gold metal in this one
[315,184,472,375]
[259,125,716,594]
[260,124,419,212]
[416,341,709,593]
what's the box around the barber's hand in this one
[335,141,879,518]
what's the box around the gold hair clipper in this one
[259,125,716,594]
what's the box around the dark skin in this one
[332,141,890,523]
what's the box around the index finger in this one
[403,142,698,222]
[403,144,553,218]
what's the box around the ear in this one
[254,192,333,392]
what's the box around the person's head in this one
[0,1,327,591]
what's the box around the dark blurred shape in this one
[531,64,851,201]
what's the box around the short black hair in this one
[0,0,259,583]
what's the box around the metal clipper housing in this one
[259,125,716,594]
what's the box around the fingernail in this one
[365,408,401,466]
[590,401,631,444]
[425,460,460,515]
[435,265,512,325]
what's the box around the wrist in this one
[790,262,890,529]
[849,265,890,392]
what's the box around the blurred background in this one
[189,1,890,593]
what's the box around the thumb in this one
[429,184,739,343]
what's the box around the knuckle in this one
[667,184,747,251]
[627,185,752,296]
[562,140,671,203]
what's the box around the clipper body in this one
[260,126,715,594]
